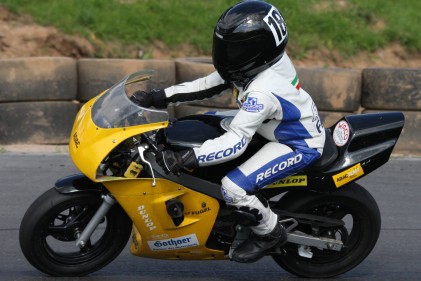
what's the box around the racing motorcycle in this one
[19,70,405,278]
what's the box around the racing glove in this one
[156,148,198,175]
[130,89,167,108]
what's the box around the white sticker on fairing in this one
[147,234,199,251]
[333,120,350,146]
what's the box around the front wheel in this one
[272,183,381,278]
[19,188,132,277]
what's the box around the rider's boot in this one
[232,219,287,263]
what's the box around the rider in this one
[131,0,325,263]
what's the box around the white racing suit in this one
[163,53,325,235]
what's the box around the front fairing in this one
[69,71,169,182]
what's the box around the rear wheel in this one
[19,188,132,277]
[272,183,381,278]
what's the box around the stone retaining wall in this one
[0,57,419,155]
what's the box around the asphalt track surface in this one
[1,151,420,281]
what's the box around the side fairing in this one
[102,178,225,259]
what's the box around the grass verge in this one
[0,0,420,58]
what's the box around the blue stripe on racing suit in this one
[273,95,313,142]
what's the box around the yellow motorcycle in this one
[19,70,405,278]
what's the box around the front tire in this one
[272,183,381,278]
[19,188,132,277]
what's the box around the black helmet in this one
[212,0,288,83]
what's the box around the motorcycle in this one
[19,70,405,278]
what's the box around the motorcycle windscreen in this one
[91,73,168,128]
[69,71,169,181]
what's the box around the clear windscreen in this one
[91,70,169,128]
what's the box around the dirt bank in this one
[1,6,421,68]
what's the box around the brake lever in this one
[137,144,156,187]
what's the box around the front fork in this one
[75,194,116,248]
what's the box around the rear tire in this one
[272,183,381,278]
[19,188,132,277]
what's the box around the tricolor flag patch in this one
[292,74,301,90]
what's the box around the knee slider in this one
[221,178,247,204]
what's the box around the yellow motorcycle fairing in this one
[68,71,225,260]
[69,71,169,182]
[69,96,168,181]
[103,178,225,260]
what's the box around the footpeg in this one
[228,225,250,260]
[279,218,298,233]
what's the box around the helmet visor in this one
[212,33,265,80]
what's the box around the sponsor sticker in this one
[137,205,156,231]
[267,175,308,188]
[332,163,364,188]
[242,97,264,113]
[73,132,80,148]
[333,120,350,147]
[190,207,211,215]
[147,234,199,251]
